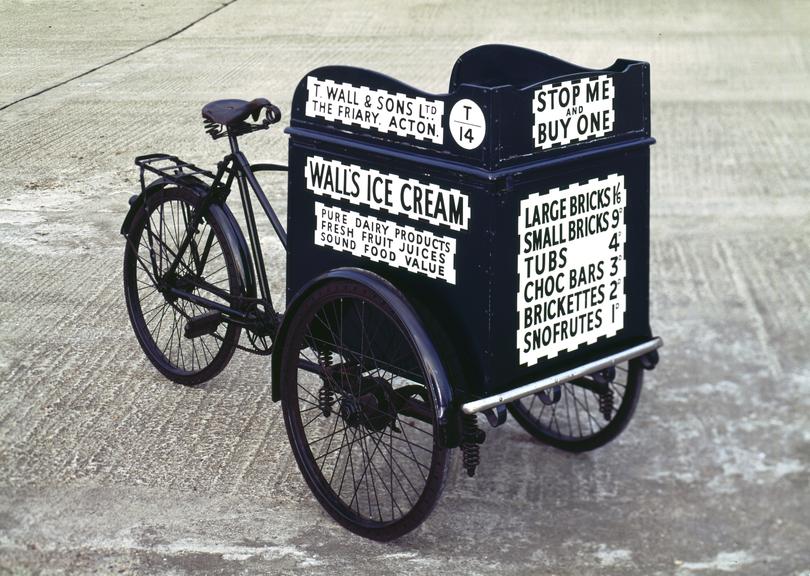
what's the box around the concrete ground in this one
[1,1,808,574]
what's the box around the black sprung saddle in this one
[201,98,281,139]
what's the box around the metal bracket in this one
[640,349,660,370]
[482,405,507,428]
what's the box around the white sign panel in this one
[517,173,627,366]
[315,202,457,284]
[532,75,615,149]
[305,155,470,231]
[305,76,444,144]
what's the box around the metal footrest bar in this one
[461,337,663,415]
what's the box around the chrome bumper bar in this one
[461,337,663,415]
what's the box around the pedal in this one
[184,311,223,339]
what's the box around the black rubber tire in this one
[279,279,450,541]
[123,186,241,386]
[507,359,644,452]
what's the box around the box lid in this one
[287,44,651,173]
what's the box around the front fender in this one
[271,268,457,447]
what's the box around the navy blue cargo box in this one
[284,44,654,400]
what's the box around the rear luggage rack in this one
[135,153,216,192]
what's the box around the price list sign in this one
[517,173,627,367]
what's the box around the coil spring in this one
[318,350,333,417]
[599,388,614,421]
[461,413,481,478]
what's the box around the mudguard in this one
[120,175,256,299]
[271,267,458,448]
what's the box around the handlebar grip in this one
[265,102,282,124]
[249,98,282,125]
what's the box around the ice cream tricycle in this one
[121,45,661,540]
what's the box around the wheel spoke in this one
[511,361,642,448]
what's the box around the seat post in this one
[227,131,240,154]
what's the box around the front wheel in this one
[123,186,241,385]
[508,359,644,452]
[279,279,450,541]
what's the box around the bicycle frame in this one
[137,133,289,332]
[221,132,288,316]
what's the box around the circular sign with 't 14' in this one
[449,99,486,150]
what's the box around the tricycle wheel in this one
[507,359,643,452]
[123,186,241,385]
[279,278,450,541]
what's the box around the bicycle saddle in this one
[202,98,280,126]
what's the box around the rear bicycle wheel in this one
[123,186,241,385]
[508,359,643,452]
[279,279,450,541]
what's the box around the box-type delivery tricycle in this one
[121,44,661,540]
